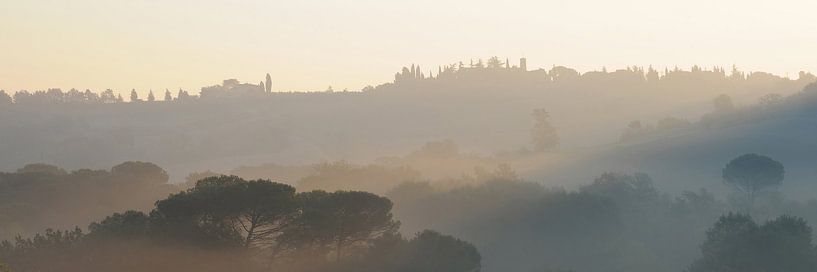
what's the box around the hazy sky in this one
[2,0,817,95]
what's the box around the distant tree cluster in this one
[298,161,422,194]
[3,88,124,104]
[2,156,816,272]
[618,85,817,142]
[388,164,817,272]
[0,73,277,105]
[0,176,481,272]
[4,59,810,106]
[620,116,693,142]
[0,162,175,240]
[690,213,817,272]
[389,58,815,88]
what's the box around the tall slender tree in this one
[130,89,139,102]
[531,108,560,152]
[265,73,272,93]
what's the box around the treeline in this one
[620,81,817,142]
[690,213,817,272]
[1,59,813,105]
[2,156,817,271]
[0,176,480,272]
[1,58,812,175]
[387,160,817,271]
[377,58,814,93]
[0,162,176,240]
[0,88,194,105]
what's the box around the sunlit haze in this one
[6,1,817,271]
[2,0,817,95]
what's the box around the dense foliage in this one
[389,171,817,272]
[0,162,176,239]
[690,214,817,272]
[0,176,480,272]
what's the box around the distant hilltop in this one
[1,57,815,104]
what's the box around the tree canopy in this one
[1,174,478,272]
[690,213,816,272]
[722,153,784,207]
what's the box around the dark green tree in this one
[690,213,759,272]
[354,230,481,272]
[111,161,169,185]
[722,154,784,208]
[227,179,298,249]
[580,172,659,208]
[758,215,817,272]
[399,230,482,272]
[690,214,816,272]
[152,176,298,251]
[283,190,399,262]
[88,210,150,239]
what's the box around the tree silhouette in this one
[100,89,117,103]
[283,190,399,262]
[722,154,784,209]
[88,210,150,238]
[16,163,68,175]
[690,214,816,272]
[759,93,782,107]
[130,89,140,102]
[183,176,298,249]
[487,56,504,69]
[177,89,191,101]
[164,89,172,101]
[713,94,735,113]
[530,108,559,152]
[399,230,482,272]
[111,161,169,184]
[363,230,481,272]
[0,90,11,104]
[147,90,155,102]
[84,89,99,103]
[266,73,272,93]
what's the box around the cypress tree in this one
[265,73,272,93]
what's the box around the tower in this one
[520,58,527,71]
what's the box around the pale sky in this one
[2,0,817,95]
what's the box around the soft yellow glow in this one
[2,0,816,95]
